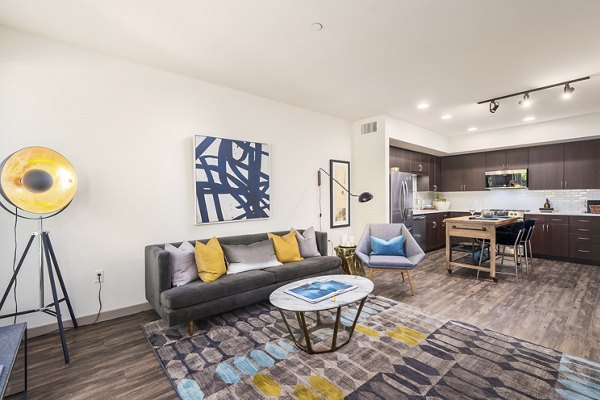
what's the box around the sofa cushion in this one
[194,237,226,282]
[368,255,415,269]
[222,239,281,274]
[268,231,303,263]
[161,269,276,309]
[294,226,321,258]
[165,242,198,287]
[262,256,341,282]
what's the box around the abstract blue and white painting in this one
[194,135,270,224]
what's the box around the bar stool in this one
[519,220,536,273]
[496,223,526,283]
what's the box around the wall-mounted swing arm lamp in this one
[317,168,373,203]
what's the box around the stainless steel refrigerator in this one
[390,171,414,229]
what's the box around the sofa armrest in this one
[145,245,171,315]
[315,231,328,256]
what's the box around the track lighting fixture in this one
[519,93,531,107]
[563,83,574,99]
[478,76,589,113]
[489,100,499,113]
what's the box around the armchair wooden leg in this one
[368,268,374,280]
[406,271,415,296]
[188,320,195,336]
[401,272,405,282]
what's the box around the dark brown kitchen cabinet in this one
[430,155,442,191]
[441,154,485,191]
[528,144,564,190]
[524,215,569,258]
[410,151,429,174]
[463,153,486,191]
[426,212,447,251]
[486,148,528,171]
[569,216,600,262]
[389,147,410,172]
[564,140,600,190]
[441,156,463,191]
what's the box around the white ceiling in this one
[1,0,600,136]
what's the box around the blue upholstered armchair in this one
[355,223,426,295]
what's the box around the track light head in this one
[489,100,500,113]
[563,83,574,99]
[519,93,531,107]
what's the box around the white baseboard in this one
[26,302,155,338]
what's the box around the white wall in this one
[351,116,388,238]
[0,26,353,329]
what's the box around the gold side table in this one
[335,245,366,276]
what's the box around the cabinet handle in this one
[578,228,591,232]
[432,221,437,228]
[418,164,423,171]
[565,180,567,188]
[433,184,437,191]
[577,250,591,253]
[546,224,549,232]
[551,218,562,221]
[578,220,590,223]
[578,237,590,240]
[561,180,563,189]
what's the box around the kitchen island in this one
[445,215,519,282]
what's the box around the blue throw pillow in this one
[370,235,406,256]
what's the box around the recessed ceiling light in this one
[467,127,478,132]
[311,23,323,31]
[523,116,536,122]
[441,114,452,120]
[417,103,430,110]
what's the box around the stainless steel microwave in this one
[485,169,528,189]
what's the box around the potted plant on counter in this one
[433,193,451,211]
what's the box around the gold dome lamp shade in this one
[0,146,77,215]
[0,146,79,364]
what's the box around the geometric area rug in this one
[141,295,600,399]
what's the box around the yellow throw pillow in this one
[195,237,226,282]
[268,231,304,263]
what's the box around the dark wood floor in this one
[7,249,600,399]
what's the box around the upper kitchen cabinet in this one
[389,146,410,172]
[410,151,429,175]
[463,153,486,191]
[485,148,528,171]
[564,140,600,189]
[528,144,564,190]
[442,154,485,191]
[430,155,442,191]
[441,156,463,191]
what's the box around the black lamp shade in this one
[358,192,373,203]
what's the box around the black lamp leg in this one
[42,235,70,364]
[44,233,78,328]
[0,234,36,313]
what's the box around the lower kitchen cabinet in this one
[525,215,573,260]
[425,212,448,251]
[569,216,600,262]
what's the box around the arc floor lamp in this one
[0,146,78,363]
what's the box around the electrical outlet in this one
[94,269,104,284]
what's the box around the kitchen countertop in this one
[413,209,600,217]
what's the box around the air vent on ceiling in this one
[360,121,378,135]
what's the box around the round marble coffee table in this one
[269,275,373,354]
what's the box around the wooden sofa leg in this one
[407,271,415,296]
[368,268,374,280]
[401,272,405,282]
[188,320,194,336]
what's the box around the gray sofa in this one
[145,230,342,327]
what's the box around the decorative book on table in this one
[284,280,357,303]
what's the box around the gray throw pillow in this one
[165,241,198,287]
[222,239,282,274]
[293,226,321,258]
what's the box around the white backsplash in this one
[415,189,600,213]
